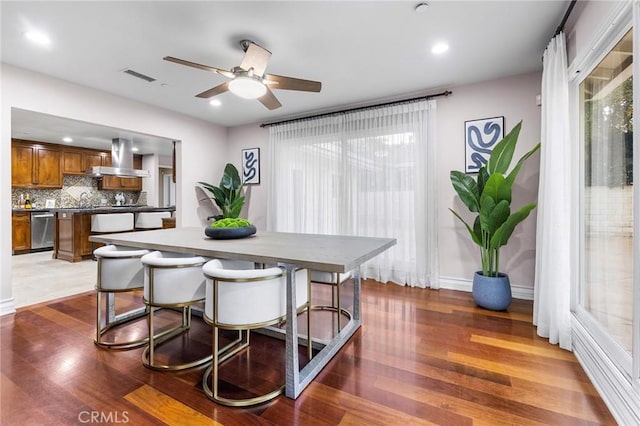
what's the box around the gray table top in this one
[89,227,396,273]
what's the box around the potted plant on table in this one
[449,121,540,310]
[199,163,256,239]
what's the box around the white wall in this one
[228,71,543,297]
[226,125,269,231]
[142,154,159,206]
[1,64,227,314]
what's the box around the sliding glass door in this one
[579,28,634,373]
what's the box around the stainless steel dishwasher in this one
[31,211,55,250]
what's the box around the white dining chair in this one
[134,211,172,230]
[93,244,150,349]
[141,250,211,371]
[201,259,310,406]
[310,270,353,334]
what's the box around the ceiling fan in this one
[164,40,322,110]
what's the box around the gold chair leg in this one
[336,274,342,332]
[142,305,211,371]
[203,327,282,407]
[310,274,351,337]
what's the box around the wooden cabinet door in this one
[12,212,31,253]
[11,144,34,187]
[83,152,104,172]
[79,214,94,256]
[120,156,143,190]
[99,154,120,190]
[62,150,83,175]
[119,177,139,189]
[35,147,62,188]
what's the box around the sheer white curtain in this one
[534,32,572,350]
[268,100,438,288]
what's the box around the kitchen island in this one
[53,206,174,262]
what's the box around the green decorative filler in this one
[449,121,541,278]
[210,218,252,228]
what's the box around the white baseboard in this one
[0,297,16,316]
[439,275,534,300]
[572,317,640,425]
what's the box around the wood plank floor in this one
[1,280,615,425]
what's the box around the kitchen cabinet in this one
[12,211,31,254]
[62,150,83,174]
[11,144,34,187]
[62,148,107,175]
[83,151,106,171]
[99,154,119,190]
[98,154,143,191]
[11,139,62,188]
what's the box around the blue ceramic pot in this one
[472,271,512,311]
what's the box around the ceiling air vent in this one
[123,69,156,83]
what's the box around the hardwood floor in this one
[1,280,615,425]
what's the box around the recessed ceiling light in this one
[62,137,73,143]
[209,99,222,107]
[24,30,51,46]
[132,147,140,152]
[432,42,449,55]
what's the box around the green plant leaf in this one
[487,120,522,175]
[505,142,541,187]
[449,208,482,246]
[477,166,489,195]
[450,171,480,213]
[200,163,246,219]
[473,216,482,246]
[490,202,537,248]
[479,197,510,236]
[480,173,511,206]
[228,196,245,218]
[221,163,242,190]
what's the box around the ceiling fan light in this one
[229,76,267,99]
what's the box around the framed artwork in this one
[464,116,504,173]
[242,148,260,184]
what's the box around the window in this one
[580,29,633,361]
[268,101,438,288]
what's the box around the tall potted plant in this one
[450,121,540,310]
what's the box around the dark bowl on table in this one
[204,225,257,240]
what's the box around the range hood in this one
[86,138,150,178]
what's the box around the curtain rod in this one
[554,0,577,36]
[260,90,452,128]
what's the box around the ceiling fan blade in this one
[264,74,322,92]
[195,82,229,98]
[163,56,235,79]
[258,87,282,110]
[239,42,271,76]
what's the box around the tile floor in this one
[11,251,96,308]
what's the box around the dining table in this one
[90,227,396,399]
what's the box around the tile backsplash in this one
[12,176,144,209]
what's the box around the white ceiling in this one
[2,1,568,154]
